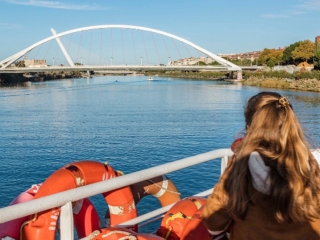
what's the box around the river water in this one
[1,75,320,229]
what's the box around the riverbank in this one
[155,71,228,80]
[157,70,320,93]
[0,71,82,86]
[242,76,320,92]
[2,70,320,93]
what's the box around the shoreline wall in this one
[0,71,82,86]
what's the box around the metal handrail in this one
[116,189,214,228]
[0,148,233,239]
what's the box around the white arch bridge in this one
[0,25,243,74]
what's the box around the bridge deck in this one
[0,65,261,74]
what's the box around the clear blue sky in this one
[1,0,320,61]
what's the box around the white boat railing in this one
[0,148,233,240]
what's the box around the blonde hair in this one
[224,92,320,223]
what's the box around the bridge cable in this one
[172,38,182,61]
[62,38,83,65]
[88,30,92,65]
[141,30,149,65]
[54,38,60,66]
[67,33,73,53]
[183,43,192,59]
[100,29,103,65]
[60,30,108,65]
[192,46,201,60]
[21,51,30,63]
[182,42,195,66]
[76,31,83,64]
[72,41,106,65]
[131,29,137,65]
[111,28,114,65]
[185,41,201,65]
[32,42,43,60]
[161,35,171,64]
[152,33,161,65]
[61,34,73,66]
[121,29,125,65]
[60,37,103,66]
[196,48,203,65]
[43,39,53,63]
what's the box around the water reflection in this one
[0,80,48,89]
[23,81,31,88]
[0,76,319,210]
[291,94,320,107]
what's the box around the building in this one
[218,47,286,62]
[170,56,215,65]
[24,59,47,67]
[218,51,262,61]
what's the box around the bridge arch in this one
[0,25,241,70]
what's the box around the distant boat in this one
[148,76,153,81]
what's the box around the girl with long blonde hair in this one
[202,92,320,239]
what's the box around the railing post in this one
[60,202,74,240]
[221,156,229,174]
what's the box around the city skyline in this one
[1,0,320,61]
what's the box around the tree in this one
[258,48,283,68]
[314,37,320,70]
[291,40,314,64]
[282,41,300,65]
[15,60,25,67]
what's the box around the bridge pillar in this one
[237,71,242,80]
[228,71,234,79]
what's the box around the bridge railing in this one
[0,148,233,239]
[0,65,242,74]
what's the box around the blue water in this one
[1,76,320,231]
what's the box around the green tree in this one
[291,40,314,64]
[15,60,25,67]
[314,37,320,70]
[258,48,283,68]
[282,41,300,65]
